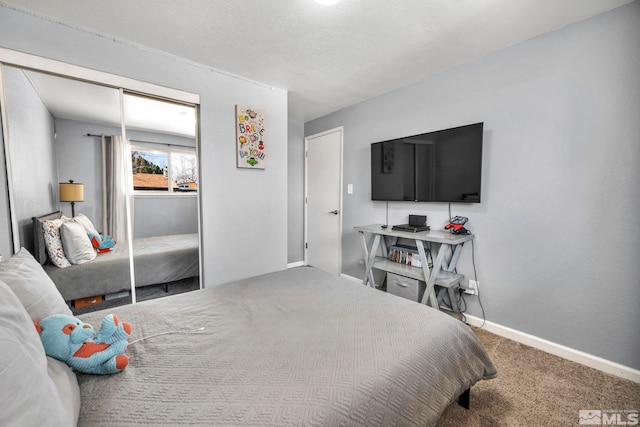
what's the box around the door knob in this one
[328,210,339,215]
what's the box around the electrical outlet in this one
[463,280,479,295]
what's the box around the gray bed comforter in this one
[77,266,496,426]
[45,233,199,301]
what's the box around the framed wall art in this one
[236,104,265,169]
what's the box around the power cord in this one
[458,287,467,313]
[126,327,207,360]
[447,203,485,327]
[129,327,206,345]
[471,239,486,328]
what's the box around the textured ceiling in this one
[1,0,633,122]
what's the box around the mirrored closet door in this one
[123,93,200,303]
[0,51,201,312]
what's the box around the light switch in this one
[347,184,353,194]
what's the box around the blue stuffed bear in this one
[34,313,131,374]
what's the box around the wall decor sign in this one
[236,105,265,169]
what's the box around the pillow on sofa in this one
[61,220,97,264]
[33,211,64,265]
[0,248,72,320]
[73,212,99,236]
[0,280,79,426]
[43,218,72,268]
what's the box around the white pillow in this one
[73,213,99,236]
[47,356,81,426]
[0,248,72,320]
[0,280,78,427]
[43,218,71,268]
[61,221,97,264]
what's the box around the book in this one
[388,244,426,268]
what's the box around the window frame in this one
[131,143,198,196]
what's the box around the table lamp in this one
[59,180,84,217]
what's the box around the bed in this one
[0,251,496,426]
[33,211,199,302]
[78,266,496,426]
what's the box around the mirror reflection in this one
[1,65,200,313]
[122,93,200,304]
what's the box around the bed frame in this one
[33,211,199,302]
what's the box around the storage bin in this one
[386,272,426,302]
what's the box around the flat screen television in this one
[371,122,483,203]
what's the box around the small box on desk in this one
[386,272,426,302]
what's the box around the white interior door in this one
[305,127,343,275]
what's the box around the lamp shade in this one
[59,182,84,202]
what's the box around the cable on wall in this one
[471,239,486,328]
[447,202,485,324]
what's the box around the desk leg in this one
[359,232,380,288]
[440,243,465,313]
[446,244,463,272]
[416,240,438,309]
[421,241,449,308]
[358,231,371,286]
[380,236,392,259]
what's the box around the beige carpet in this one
[438,327,640,426]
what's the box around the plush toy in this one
[34,313,131,374]
[88,232,116,253]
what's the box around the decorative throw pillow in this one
[0,280,77,426]
[73,213,99,236]
[0,248,72,320]
[61,221,97,264]
[43,219,71,268]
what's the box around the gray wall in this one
[2,66,57,255]
[0,4,289,285]
[287,118,304,264]
[305,2,640,369]
[54,119,116,225]
[132,195,198,238]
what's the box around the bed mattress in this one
[76,266,496,426]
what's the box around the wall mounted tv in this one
[371,122,483,203]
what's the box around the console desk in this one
[354,224,474,311]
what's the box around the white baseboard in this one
[287,261,305,269]
[464,314,640,383]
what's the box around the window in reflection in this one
[131,147,198,193]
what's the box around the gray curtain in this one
[101,135,133,242]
